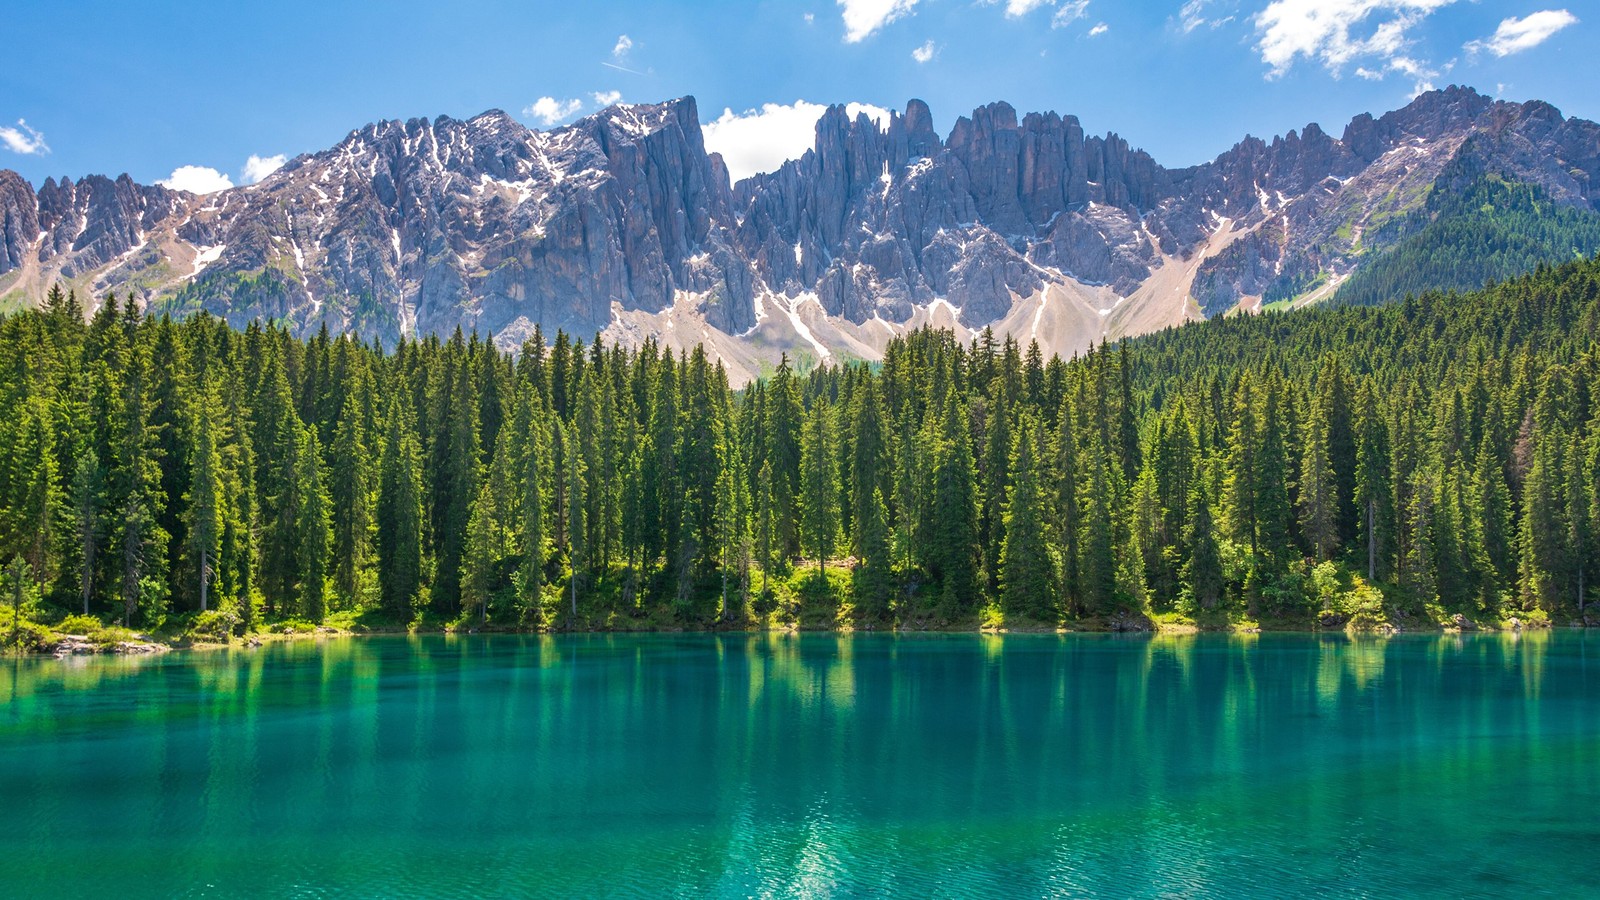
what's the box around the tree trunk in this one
[1366,499,1377,582]
[11,560,24,650]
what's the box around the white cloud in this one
[1465,9,1577,57]
[838,0,919,42]
[592,90,623,106]
[1004,0,1052,15]
[157,165,234,194]
[804,12,815,24]
[1051,0,1090,28]
[1354,65,1383,79]
[612,34,633,57]
[1255,0,1458,79]
[703,100,893,183]
[523,96,584,126]
[1088,21,1108,35]
[1179,0,1234,33]
[912,39,936,62]
[0,119,48,155]
[240,153,286,185]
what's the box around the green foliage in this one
[1335,172,1600,308]
[3,252,1600,641]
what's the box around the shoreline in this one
[23,614,1571,659]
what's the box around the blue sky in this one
[0,0,1591,190]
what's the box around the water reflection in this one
[0,631,1596,897]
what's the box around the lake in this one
[1,632,1597,897]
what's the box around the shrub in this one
[55,614,103,636]
[0,609,51,653]
[190,608,242,642]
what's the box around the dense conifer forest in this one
[1332,171,1600,308]
[3,255,1600,646]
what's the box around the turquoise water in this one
[2,632,1598,897]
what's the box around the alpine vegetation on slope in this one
[2,256,1598,644]
[1,87,1598,382]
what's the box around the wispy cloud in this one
[1087,21,1108,36]
[592,90,623,106]
[1178,0,1235,34]
[0,119,49,155]
[912,39,936,63]
[240,153,286,185]
[1465,9,1577,57]
[157,165,233,194]
[612,34,634,58]
[524,96,584,126]
[838,0,919,43]
[703,100,892,182]
[1254,0,1457,93]
[1051,0,1090,28]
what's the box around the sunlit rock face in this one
[3,86,1597,382]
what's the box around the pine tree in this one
[68,447,105,615]
[3,399,63,590]
[1473,431,1513,604]
[853,487,893,619]
[1184,476,1224,610]
[1299,405,1338,561]
[1225,375,1260,554]
[255,344,303,616]
[1055,396,1082,611]
[799,396,838,581]
[328,367,374,606]
[111,318,169,626]
[980,381,1013,594]
[559,419,587,617]
[1254,375,1294,561]
[1354,382,1392,582]
[184,381,224,612]
[377,400,425,617]
[1000,417,1056,619]
[928,400,979,612]
[293,425,331,621]
[849,379,890,560]
[462,478,501,624]
[767,356,804,559]
[1078,440,1118,617]
[514,390,548,616]
[433,348,481,614]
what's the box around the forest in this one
[1332,170,1600,308]
[2,255,1599,647]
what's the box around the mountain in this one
[2,85,1597,382]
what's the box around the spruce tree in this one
[184,383,224,612]
[929,400,979,612]
[853,488,893,620]
[1184,476,1224,610]
[293,425,331,621]
[1299,405,1338,561]
[799,396,838,581]
[377,400,425,617]
[1000,417,1056,619]
[328,368,373,606]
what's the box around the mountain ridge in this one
[2,85,1596,382]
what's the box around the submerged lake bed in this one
[2,632,1597,897]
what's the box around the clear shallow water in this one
[2,632,1598,898]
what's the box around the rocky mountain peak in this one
[1,87,1596,383]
